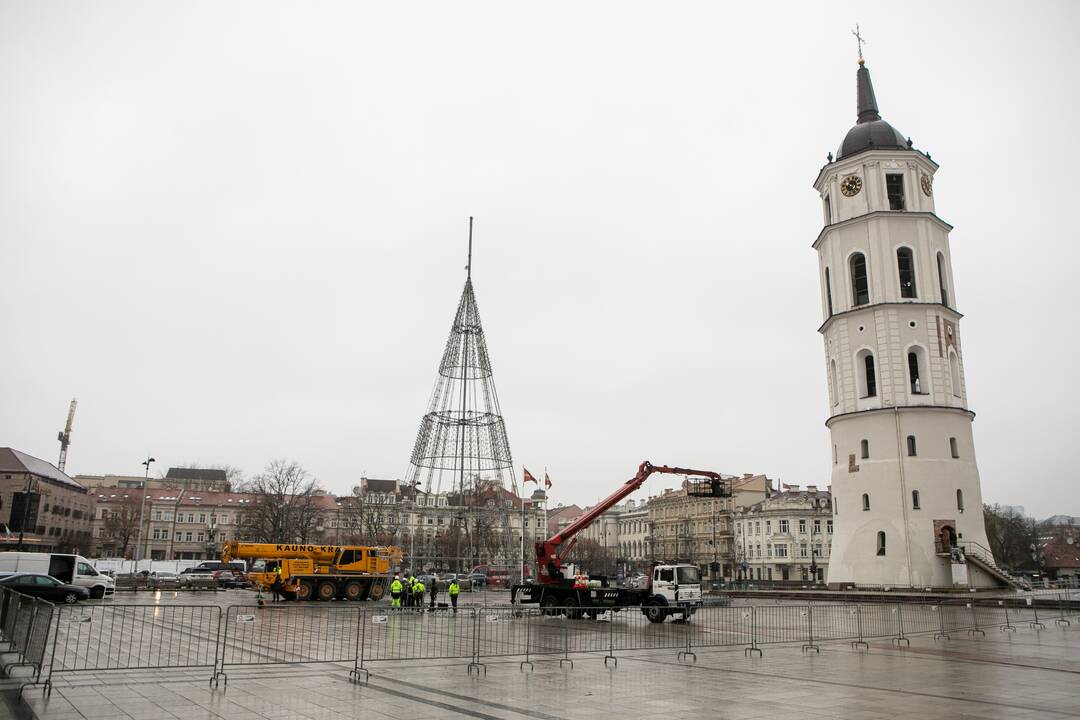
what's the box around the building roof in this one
[737,489,832,514]
[0,447,85,490]
[362,478,398,494]
[838,62,910,160]
[165,467,228,482]
[1042,535,1080,570]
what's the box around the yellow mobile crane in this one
[221,542,402,601]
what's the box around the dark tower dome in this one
[838,61,909,159]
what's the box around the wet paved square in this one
[2,589,1078,719]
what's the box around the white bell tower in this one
[814,55,1005,589]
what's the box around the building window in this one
[164,512,173,521]
[813,519,821,533]
[862,493,870,511]
[826,520,833,533]
[766,543,772,557]
[765,520,771,533]
[187,513,194,523]
[956,489,964,513]
[858,352,877,398]
[824,267,834,316]
[949,352,961,397]
[908,350,925,394]
[877,531,887,556]
[850,252,870,306]
[199,514,206,524]
[197,532,204,542]
[937,252,950,307]
[886,174,905,210]
[823,195,832,225]
[175,532,182,542]
[185,532,193,542]
[907,435,917,456]
[950,437,959,458]
[860,439,870,459]
[912,490,921,509]
[798,519,806,534]
[775,544,788,558]
[153,511,162,521]
[799,543,808,558]
[897,247,917,298]
[833,444,838,465]
[779,520,788,533]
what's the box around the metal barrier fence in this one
[9,592,1078,694]
[0,587,56,689]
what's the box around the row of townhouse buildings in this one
[1,448,548,570]
[556,473,836,583]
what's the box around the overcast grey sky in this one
[2,1,1077,519]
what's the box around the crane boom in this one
[56,399,77,473]
[534,460,731,584]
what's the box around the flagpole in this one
[520,466,526,585]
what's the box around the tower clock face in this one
[921,174,933,196]
[840,175,862,197]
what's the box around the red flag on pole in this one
[544,471,552,489]
[523,467,538,484]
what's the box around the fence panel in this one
[219,604,359,669]
[48,603,221,676]
[363,607,476,663]
[693,605,755,648]
[752,604,810,645]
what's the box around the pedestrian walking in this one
[448,579,460,613]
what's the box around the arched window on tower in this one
[949,351,962,398]
[876,531,887,556]
[907,348,927,395]
[937,252,950,307]
[907,435,917,456]
[956,489,965,513]
[825,267,834,316]
[862,493,870,511]
[857,352,877,398]
[912,490,921,509]
[897,247,917,298]
[860,439,869,459]
[830,359,839,406]
[950,437,959,458]
[850,253,870,306]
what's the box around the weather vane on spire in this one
[852,24,866,64]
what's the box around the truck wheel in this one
[368,582,385,601]
[90,586,105,599]
[296,580,315,601]
[343,581,363,601]
[317,581,337,601]
[564,598,581,620]
[644,604,666,623]
[540,594,559,616]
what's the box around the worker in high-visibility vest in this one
[271,564,284,601]
[389,575,403,608]
[406,575,416,607]
[448,579,460,613]
[412,579,426,609]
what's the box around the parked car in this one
[466,572,487,588]
[0,572,91,603]
[178,567,216,588]
[439,573,473,591]
[148,571,180,589]
[213,569,247,588]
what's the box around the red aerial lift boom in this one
[534,460,730,585]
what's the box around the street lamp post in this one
[134,457,155,563]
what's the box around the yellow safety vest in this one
[449,582,460,596]
[413,582,425,594]
[390,579,402,593]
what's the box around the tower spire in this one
[466,216,473,281]
[855,61,882,124]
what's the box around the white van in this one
[0,552,115,598]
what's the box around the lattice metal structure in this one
[406,219,516,501]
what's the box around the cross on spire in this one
[851,24,866,64]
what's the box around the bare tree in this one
[103,495,143,558]
[237,460,322,543]
[566,538,613,576]
[983,504,1036,571]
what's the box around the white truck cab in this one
[0,552,115,598]
[642,564,702,622]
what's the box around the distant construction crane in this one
[57,399,77,473]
